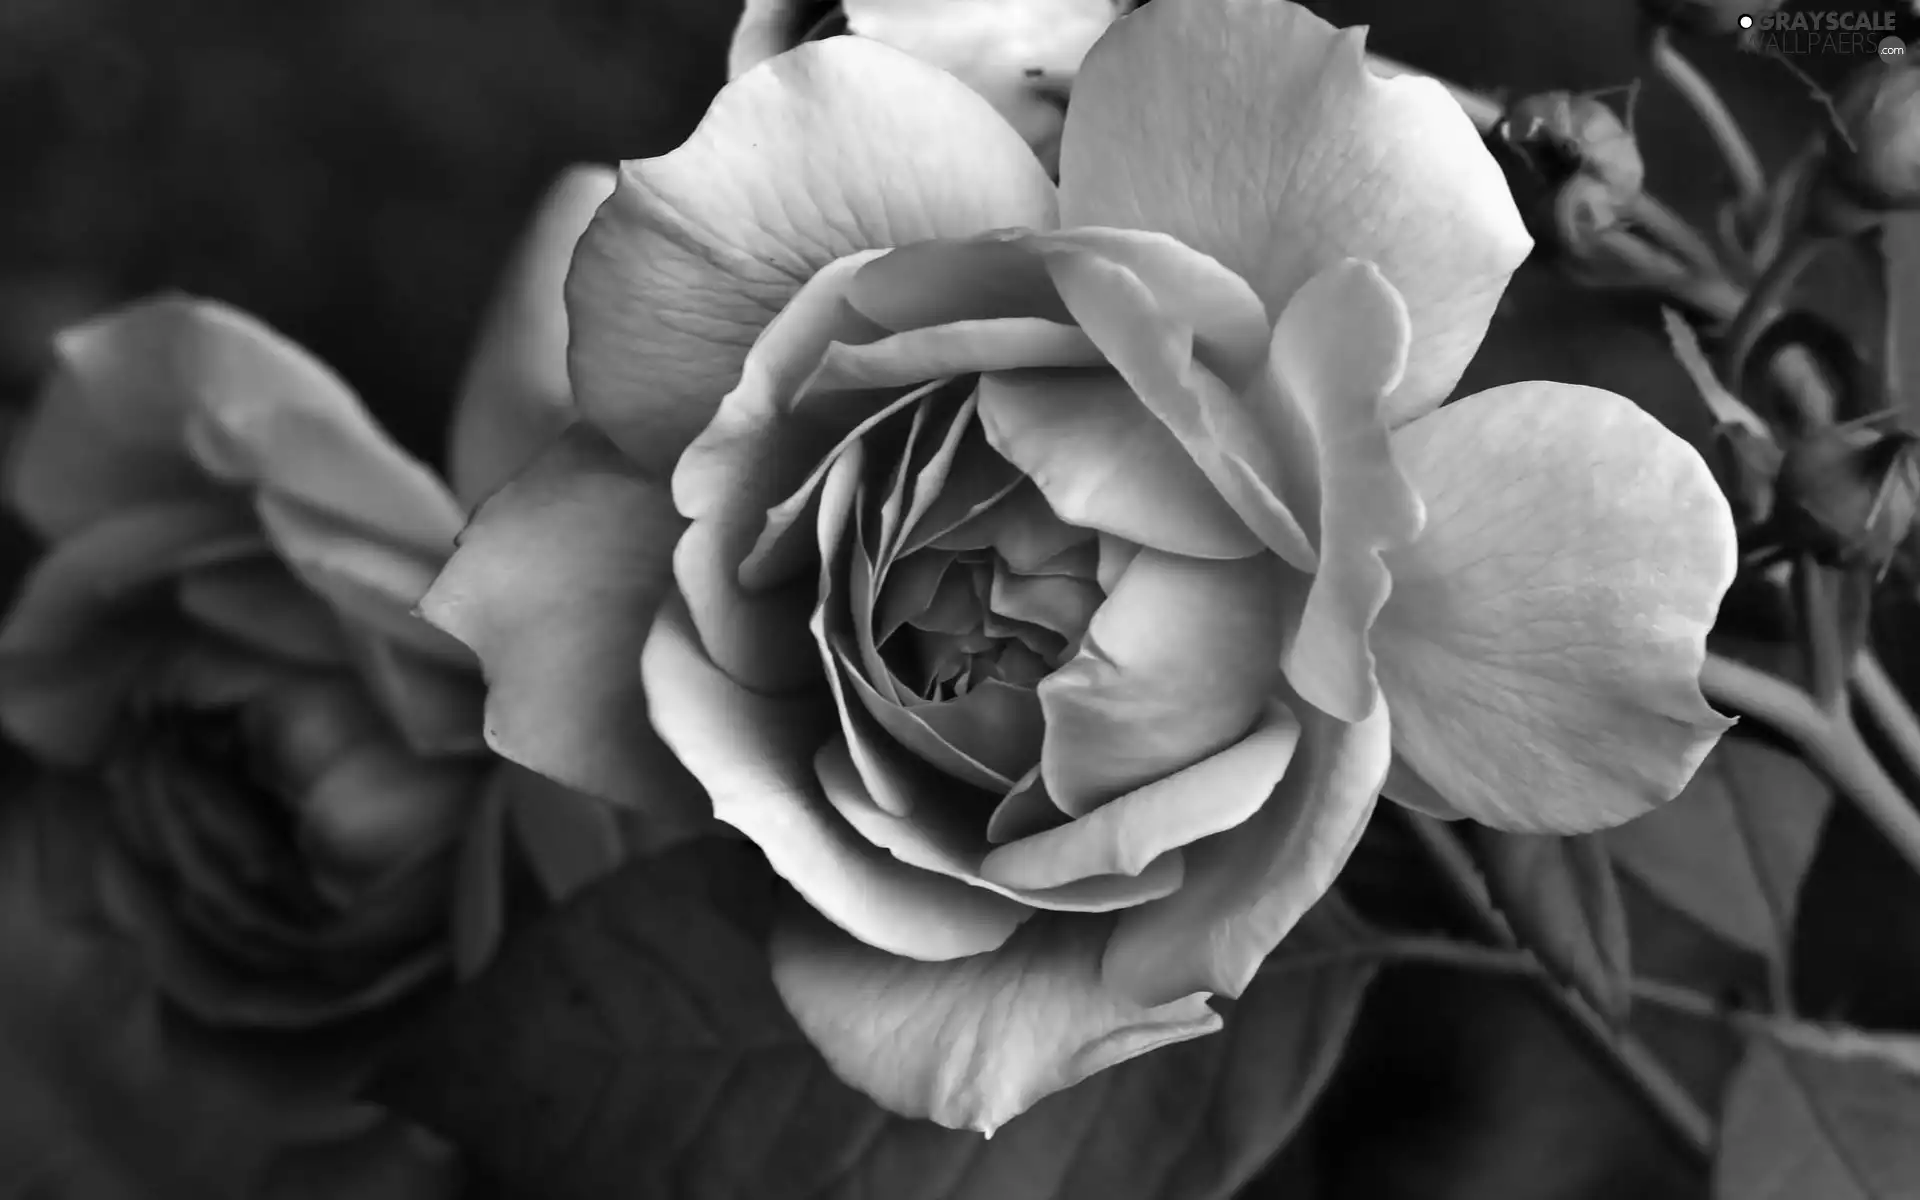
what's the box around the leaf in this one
[0,775,454,1200]
[1605,735,1830,963]
[1716,1025,1920,1199]
[378,839,1380,1200]
[1467,829,1633,1022]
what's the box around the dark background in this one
[4,1,1918,1197]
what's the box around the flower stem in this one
[1393,809,1716,1163]
[1702,651,1920,879]
[1795,558,1852,714]
[1719,231,1828,387]
[1649,26,1768,219]
[1853,648,1920,788]
[1376,938,1737,1028]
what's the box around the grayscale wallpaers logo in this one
[1734,9,1906,56]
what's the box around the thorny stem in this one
[1702,652,1920,880]
[1394,810,1717,1163]
[1649,26,1769,219]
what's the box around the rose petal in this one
[567,37,1057,476]
[1043,252,1318,571]
[1103,697,1388,1005]
[253,495,471,667]
[0,500,263,654]
[5,340,219,540]
[989,567,1102,640]
[982,700,1300,889]
[116,299,465,554]
[1039,549,1285,812]
[1375,383,1737,833]
[1263,259,1425,723]
[808,319,1104,391]
[727,0,812,78]
[908,677,1044,781]
[0,624,168,765]
[1058,0,1531,423]
[667,253,892,692]
[834,639,1014,791]
[420,428,707,831]
[448,165,617,509]
[176,560,350,667]
[297,742,477,880]
[737,381,942,592]
[341,631,489,759]
[848,233,1067,331]
[644,595,1031,960]
[851,227,1271,384]
[977,366,1264,559]
[986,766,1074,843]
[816,736,1186,912]
[774,907,1220,1134]
[1035,227,1271,385]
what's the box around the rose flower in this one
[0,167,633,1028]
[425,0,1737,1135]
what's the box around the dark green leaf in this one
[1605,736,1830,962]
[1467,829,1633,1021]
[380,840,1380,1200]
[1716,1025,1920,1199]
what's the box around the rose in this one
[0,167,629,1027]
[427,0,1737,1133]
[729,0,1132,172]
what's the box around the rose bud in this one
[1639,0,1785,36]
[1772,416,1920,576]
[1492,91,1646,260]
[0,168,656,1027]
[1817,53,1920,220]
[727,0,1133,174]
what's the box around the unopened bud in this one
[1774,418,1920,575]
[1494,91,1645,261]
[1640,0,1786,36]
[1817,54,1920,221]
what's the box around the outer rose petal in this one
[419,428,707,842]
[448,165,617,509]
[1058,0,1531,424]
[10,298,465,550]
[1261,259,1424,723]
[773,907,1220,1135]
[566,37,1057,477]
[145,299,466,555]
[644,596,1033,961]
[1102,696,1388,1006]
[1375,383,1737,834]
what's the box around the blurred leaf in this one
[1606,736,1830,963]
[0,776,456,1200]
[380,839,1380,1200]
[1884,213,1920,423]
[1468,829,1633,1021]
[1716,1024,1920,1199]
